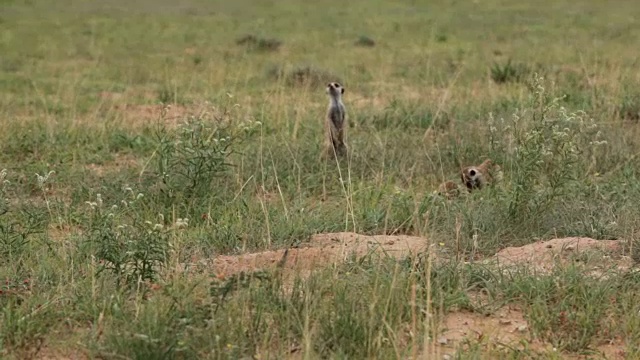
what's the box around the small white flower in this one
[35,170,55,188]
[175,218,189,228]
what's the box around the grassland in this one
[2,0,640,358]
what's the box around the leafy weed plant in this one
[151,103,260,213]
[84,190,169,288]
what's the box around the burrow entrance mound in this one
[211,233,631,279]
[208,234,632,359]
[212,232,438,278]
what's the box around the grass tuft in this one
[354,35,376,47]
[236,34,283,52]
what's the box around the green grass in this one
[2,0,640,358]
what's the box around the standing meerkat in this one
[460,159,502,191]
[324,82,347,158]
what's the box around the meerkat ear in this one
[341,87,345,94]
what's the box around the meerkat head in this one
[326,82,344,98]
[460,159,496,191]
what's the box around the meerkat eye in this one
[341,87,345,94]
[469,169,476,176]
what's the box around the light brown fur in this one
[436,180,462,199]
[323,82,347,159]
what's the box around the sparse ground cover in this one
[2,0,640,358]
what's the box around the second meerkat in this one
[461,159,502,191]
[324,82,347,158]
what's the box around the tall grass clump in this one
[0,169,48,261]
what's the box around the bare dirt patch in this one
[114,103,191,128]
[436,305,533,355]
[85,153,141,177]
[436,305,626,360]
[96,89,205,129]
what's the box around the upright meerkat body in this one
[461,159,501,191]
[324,82,347,158]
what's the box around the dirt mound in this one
[212,232,435,278]
[486,237,630,275]
[210,234,631,281]
[211,234,630,278]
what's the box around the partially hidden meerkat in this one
[435,159,502,199]
[460,159,502,191]
[324,82,347,158]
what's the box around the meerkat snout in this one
[326,82,345,96]
[461,167,481,190]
